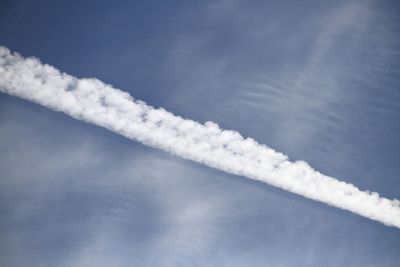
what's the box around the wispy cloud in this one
[0,46,399,228]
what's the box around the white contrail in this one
[0,46,399,228]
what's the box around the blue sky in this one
[1,0,400,266]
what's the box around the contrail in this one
[1,46,399,228]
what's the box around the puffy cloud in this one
[0,46,399,228]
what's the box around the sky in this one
[1,0,400,266]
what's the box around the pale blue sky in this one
[1,0,400,266]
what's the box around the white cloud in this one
[0,46,399,228]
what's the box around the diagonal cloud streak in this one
[0,46,399,228]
